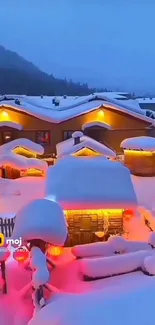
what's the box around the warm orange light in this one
[13,147,37,158]
[73,147,101,157]
[124,150,153,156]
[123,209,134,220]
[0,110,10,122]
[95,231,105,238]
[64,209,124,217]
[13,247,29,262]
[97,110,104,120]
[46,245,63,257]
[25,168,44,176]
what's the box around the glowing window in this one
[3,131,13,143]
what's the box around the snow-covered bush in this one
[143,255,155,275]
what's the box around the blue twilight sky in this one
[0,0,155,94]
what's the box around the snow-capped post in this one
[54,98,60,106]
[41,94,43,99]
[15,98,20,105]
[63,95,67,99]
[52,97,57,104]
[11,198,68,309]
[72,131,83,145]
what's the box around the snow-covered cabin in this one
[0,139,48,178]
[0,93,154,157]
[46,156,137,245]
[121,136,155,176]
[56,131,116,159]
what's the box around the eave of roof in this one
[0,93,154,125]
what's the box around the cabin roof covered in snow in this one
[56,133,116,158]
[0,138,44,155]
[46,156,137,209]
[0,93,154,124]
[137,98,155,104]
[121,136,155,151]
[0,151,48,170]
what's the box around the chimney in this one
[72,131,83,145]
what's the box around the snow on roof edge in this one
[0,121,22,130]
[121,136,155,151]
[0,138,44,155]
[0,93,154,125]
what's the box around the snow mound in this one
[80,250,155,278]
[107,236,127,252]
[121,136,155,151]
[46,156,137,209]
[143,255,155,275]
[72,242,114,258]
[28,285,155,325]
[30,247,47,269]
[12,199,68,246]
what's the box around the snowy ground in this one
[0,174,155,325]
[0,174,154,215]
[0,177,45,215]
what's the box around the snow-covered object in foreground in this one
[72,239,152,258]
[80,250,155,278]
[28,284,155,325]
[72,242,114,258]
[30,247,47,269]
[12,199,68,246]
[32,267,49,289]
[30,248,50,290]
[148,232,155,247]
[143,255,155,275]
[0,138,44,155]
[107,236,127,252]
[121,136,155,151]
[46,156,137,209]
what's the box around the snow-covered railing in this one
[80,250,155,281]
[72,235,155,258]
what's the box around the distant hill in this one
[0,45,105,96]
